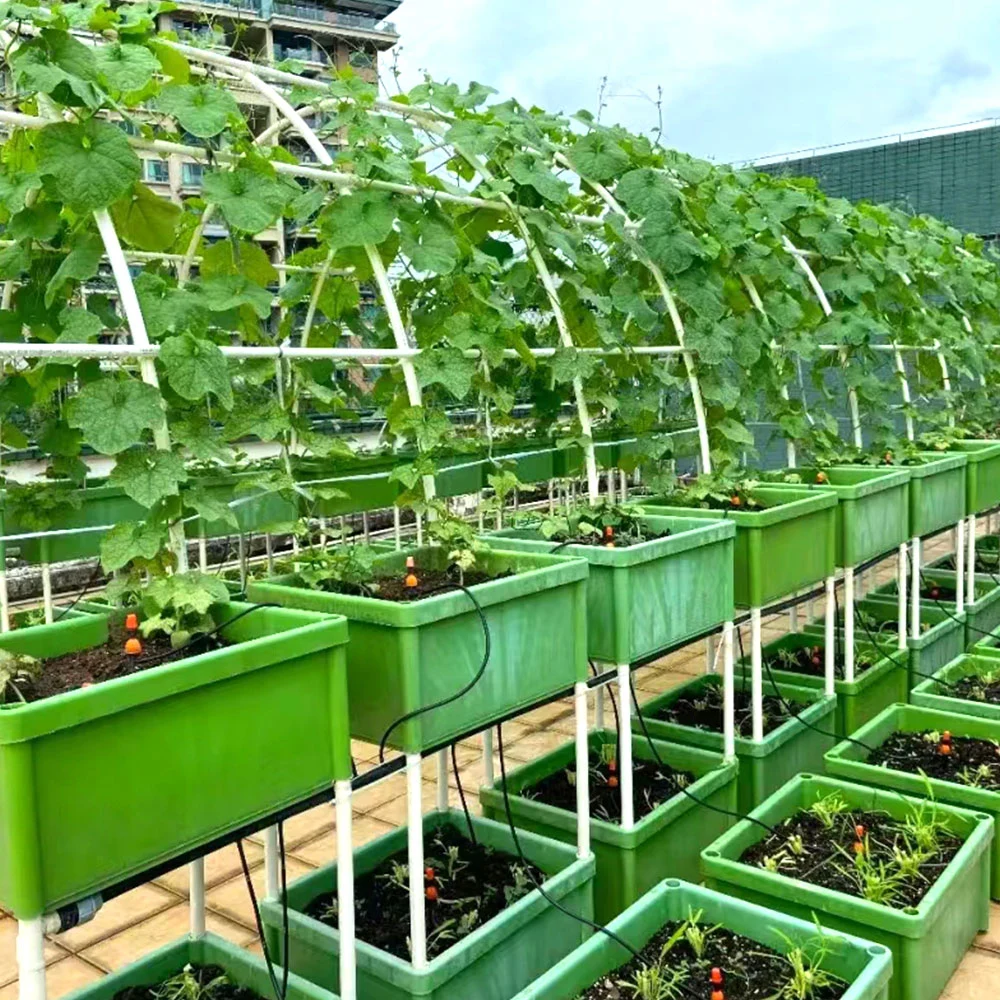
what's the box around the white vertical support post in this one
[335,779,356,1000]
[435,749,448,811]
[750,608,763,742]
[189,859,206,938]
[362,512,370,544]
[40,562,53,625]
[237,532,248,593]
[910,537,921,642]
[0,568,9,633]
[198,532,208,572]
[619,469,628,502]
[265,533,274,574]
[844,567,855,683]
[319,516,328,548]
[574,682,591,858]
[617,663,634,832]
[406,753,427,970]
[968,514,977,603]
[606,469,615,505]
[416,512,424,547]
[264,827,280,899]
[897,543,908,651]
[722,621,735,761]
[705,634,716,673]
[16,917,46,1000]
[789,595,799,633]
[393,506,402,550]
[956,518,966,615]
[482,729,494,788]
[824,576,836,698]
[548,480,555,515]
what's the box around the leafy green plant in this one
[0,648,40,704]
[152,965,231,1000]
[766,925,845,1000]
[294,544,381,596]
[807,793,849,829]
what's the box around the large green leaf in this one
[568,132,629,182]
[160,333,233,408]
[197,275,273,318]
[156,83,239,138]
[201,240,277,286]
[399,210,460,274]
[414,346,476,400]
[616,168,681,217]
[321,190,398,249]
[110,182,181,252]
[95,41,158,93]
[506,154,569,206]
[45,232,102,305]
[67,377,164,454]
[108,446,188,508]
[100,519,167,572]
[37,119,141,213]
[56,306,103,343]
[202,168,289,233]
[8,202,61,242]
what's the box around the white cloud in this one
[387,0,1000,162]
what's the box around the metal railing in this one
[271,2,397,34]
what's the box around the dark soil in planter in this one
[316,566,512,602]
[951,672,1000,705]
[114,965,262,1000]
[518,748,695,824]
[765,642,875,680]
[920,583,958,603]
[305,823,543,961]
[542,528,670,549]
[653,682,794,737]
[868,729,1000,790]
[6,626,227,705]
[740,795,963,909]
[578,920,844,1000]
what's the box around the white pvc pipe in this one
[198,534,208,572]
[263,827,280,900]
[40,563,53,625]
[435,749,448,812]
[824,576,836,698]
[898,543,908,651]
[722,622,735,760]
[16,917,46,1000]
[406,753,427,969]
[617,663,634,832]
[844,567,855,683]
[968,515,977,603]
[265,533,274,574]
[705,635,716,673]
[482,729,494,788]
[956,518,966,615]
[335,779,356,1000]
[393,506,402,550]
[0,571,9,633]
[750,608,763,742]
[574,682,591,858]
[189,860,206,938]
[910,537,921,641]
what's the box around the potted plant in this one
[636,673,837,811]
[911,652,1000,722]
[825,702,1000,898]
[478,729,738,922]
[486,504,735,663]
[701,774,994,1000]
[906,566,1000,647]
[260,810,596,1000]
[511,878,892,1000]
[0,572,350,919]
[247,521,588,752]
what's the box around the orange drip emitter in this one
[124,637,142,656]
[125,612,139,631]
[604,526,615,548]
[405,556,419,589]
[940,731,953,756]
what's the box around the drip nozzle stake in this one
[405,556,419,589]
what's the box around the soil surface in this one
[544,529,669,549]
[306,823,543,961]
[765,641,875,680]
[6,626,226,705]
[520,748,695,824]
[653,682,795,737]
[579,922,845,1000]
[951,672,1000,705]
[114,965,262,1000]
[741,802,963,909]
[868,729,1000,790]
[320,566,511,602]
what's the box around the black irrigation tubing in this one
[917,564,1000,641]
[589,659,621,765]
[451,742,477,844]
[53,560,104,621]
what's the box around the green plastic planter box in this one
[512,878,893,1000]
[436,455,486,498]
[61,934,338,1000]
[701,774,993,1000]
[825,702,1000,899]
[0,602,350,918]
[553,439,617,478]
[248,546,588,752]
[911,653,1000,722]
[636,673,837,811]
[495,438,556,485]
[737,631,907,737]
[478,729,738,922]
[949,440,1000,515]
[895,452,967,538]
[766,466,911,567]
[260,809,596,1000]
[808,597,965,692]
[913,567,1000,647]
[635,486,837,607]
[486,515,735,663]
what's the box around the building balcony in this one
[270,2,398,38]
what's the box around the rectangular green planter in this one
[436,455,486,498]
[492,439,556,485]
[260,809,596,1000]
[62,933,337,1000]
[896,452,967,537]
[766,465,911,567]
[825,702,1000,899]
[737,630,908,737]
[248,546,588,752]
[636,673,837,812]
[701,774,993,1000]
[635,486,837,607]
[478,729,738,922]
[949,440,1000,515]
[512,879,892,1000]
[911,652,1000,722]
[0,602,350,918]
[914,567,1000,647]
[486,515,735,663]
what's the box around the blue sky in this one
[389,0,1000,164]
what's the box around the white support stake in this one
[189,859,206,938]
[956,519,966,615]
[0,569,9,633]
[335,779,357,1000]
[618,663,634,832]
[198,533,208,573]
[910,537,921,642]
[263,827,280,900]
[406,754,427,969]
[16,917,46,1000]
[574,682,591,858]
[482,729,495,788]
[265,533,274,574]
[844,567,855,683]
[41,562,53,625]
[705,634,716,673]
[722,621,735,761]
[968,514,977,602]
[897,544,908,651]
[606,469,615,505]
[436,749,448,811]
[750,608,764,742]
[824,576,836,698]
[393,506,402,550]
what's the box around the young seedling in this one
[0,649,40,704]
[152,965,231,1000]
[807,793,849,829]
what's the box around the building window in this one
[143,159,169,184]
[181,162,205,187]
